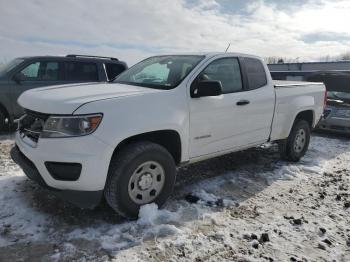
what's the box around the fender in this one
[270,95,316,140]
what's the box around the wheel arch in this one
[278,112,312,162]
[282,109,314,140]
[273,108,315,141]
[294,110,314,128]
[111,129,182,165]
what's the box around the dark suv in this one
[0,55,127,131]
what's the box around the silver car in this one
[317,91,350,134]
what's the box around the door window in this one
[20,61,62,81]
[65,62,98,81]
[20,62,40,80]
[196,58,243,94]
[42,62,60,81]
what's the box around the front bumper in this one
[11,145,103,208]
[316,116,350,134]
[12,131,115,208]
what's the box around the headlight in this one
[41,114,103,138]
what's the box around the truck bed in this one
[270,80,325,142]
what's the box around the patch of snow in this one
[0,174,49,247]
[138,203,181,226]
[1,134,350,261]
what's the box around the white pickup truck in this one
[11,53,326,218]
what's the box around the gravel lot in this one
[0,133,349,261]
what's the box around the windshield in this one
[328,91,350,102]
[0,58,24,76]
[114,55,204,89]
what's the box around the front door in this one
[189,56,274,158]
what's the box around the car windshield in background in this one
[0,58,24,76]
[114,55,204,89]
[328,91,350,103]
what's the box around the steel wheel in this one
[128,161,165,205]
[293,128,306,153]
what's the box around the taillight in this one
[323,90,327,110]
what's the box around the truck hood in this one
[18,82,160,114]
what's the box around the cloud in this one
[0,0,350,65]
[301,32,350,44]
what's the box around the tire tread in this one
[104,141,176,219]
[278,119,310,162]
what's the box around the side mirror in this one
[192,80,222,98]
[13,73,24,84]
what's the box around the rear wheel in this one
[104,141,176,219]
[279,119,311,162]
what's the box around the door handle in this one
[236,100,250,106]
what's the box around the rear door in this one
[189,55,275,158]
[237,57,275,144]
[9,60,65,117]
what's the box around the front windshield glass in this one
[0,58,24,76]
[114,55,204,89]
[328,91,350,102]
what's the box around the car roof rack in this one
[66,54,119,61]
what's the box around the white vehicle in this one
[11,53,326,218]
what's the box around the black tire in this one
[104,141,177,219]
[0,110,7,132]
[278,119,311,162]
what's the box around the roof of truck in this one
[150,52,262,59]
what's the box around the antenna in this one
[225,43,231,53]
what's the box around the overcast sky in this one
[1,0,350,65]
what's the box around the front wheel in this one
[104,141,176,219]
[278,119,311,162]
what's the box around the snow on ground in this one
[0,133,350,261]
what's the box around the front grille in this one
[19,110,50,143]
[25,109,50,121]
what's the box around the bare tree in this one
[268,51,350,64]
[277,58,285,64]
[319,55,332,62]
[339,51,350,61]
[264,56,286,64]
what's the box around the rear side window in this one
[105,63,126,80]
[65,62,98,81]
[244,58,267,90]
